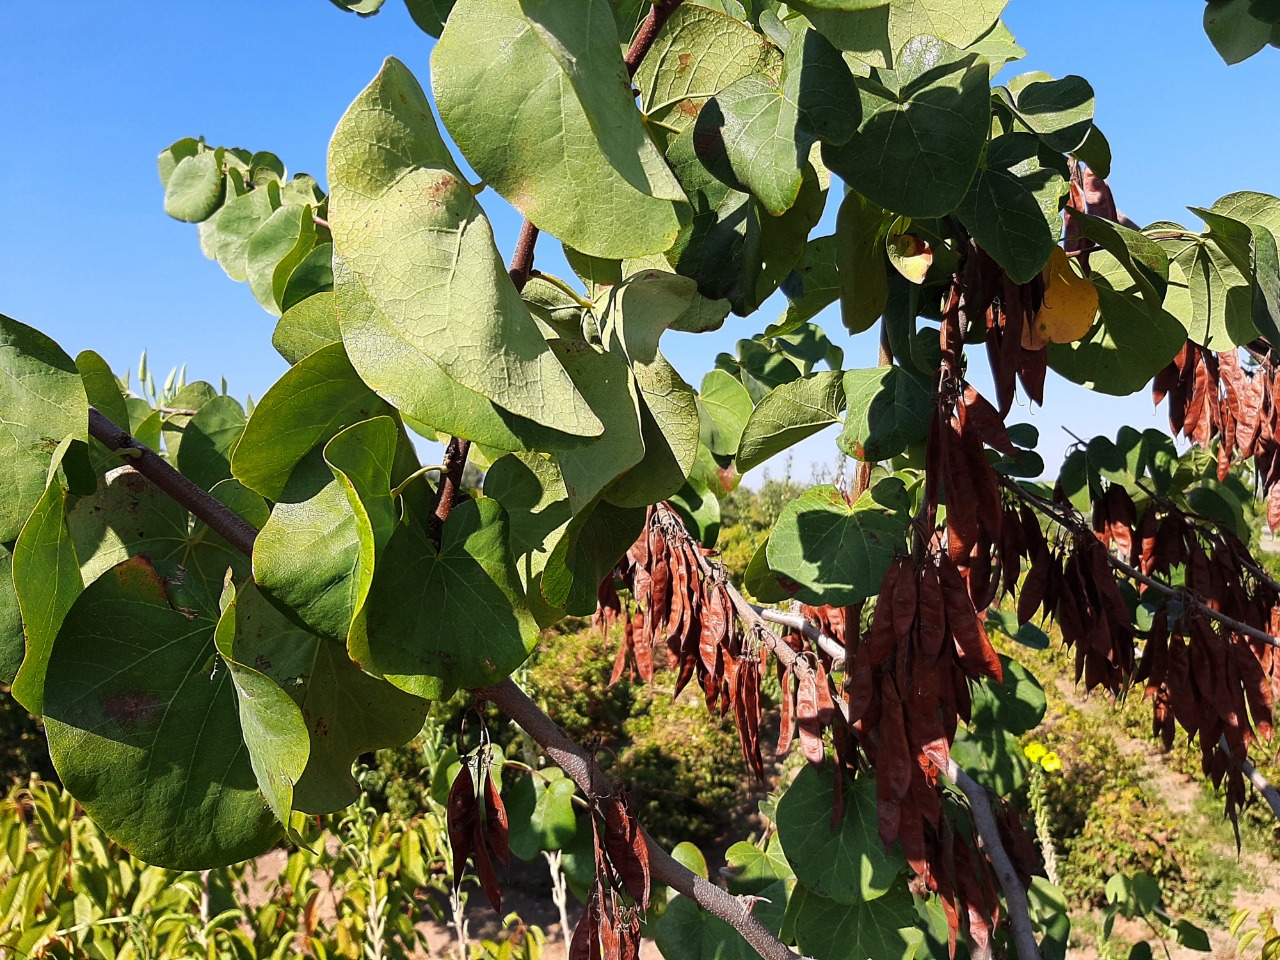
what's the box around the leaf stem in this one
[529,270,594,308]
[389,464,446,501]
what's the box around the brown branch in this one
[427,436,472,548]
[85,408,799,960]
[507,220,540,293]
[948,762,1044,960]
[479,678,806,960]
[623,0,684,77]
[1000,477,1280,650]
[87,408,259,557]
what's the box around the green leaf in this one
[232,342,394,501]
[725,835,793,895]
[333,261,591,454]
[1204,0,1277,64]
[246,204,314,316]
[1172,918,1212,952]
[541,500,645,616]
[551,344,645,513]
[76,350,130,433]
[157,137,200,189]
[253,419,397,642]
[205,181,280,283]
[886,0,1009,54]
[1068,211,1168,308]
[0,544,20,686]
[404,0,456,35]
[174,396,246,493]
[483,453,573,627]
[9,480,83,713]
[507,769,578,861]
[823,36,990,218]
[766,480,910,606]
[788,2,892,67]
[838,366,931,462]
[1027,878,1072,960]
[43,556,281,869]
[951,726,1028,793]
[776,766,905,903]
[836,190,891,334]
[600,273,702,507]
[1007,73,1095,153]
[792,885,924,960]
[737,371,845,473]
[0,316,90,543]
[353,498,538,697]
[698,370,754,458]
[669,478,721,548]
[163,150,225,223]
[67,466,248,612]
[969,655,1046,736]
[329,59,601,439]
[280,242,335,313]
[956,157,1057,284]
[694,26,858,215]
[1047,254,1185,396]
[743,538,790,603]
[273,292,341,365]
[219,579,426,816]
[633,4,779,124]
[433,0,686,259]
[775,235,841,333]
[213,582,309,832]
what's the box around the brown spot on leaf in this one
[101,692,165,732]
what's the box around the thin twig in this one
[153,406,201,417]
[1000,477,1280,650]
[947,762,1044,960]
[478,679,807,960]
[85,407,799,960]
[87,408,259,556]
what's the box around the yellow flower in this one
[1024,742,1048,763]
[1040,752,1062,772]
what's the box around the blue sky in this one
[3,1,1279,483]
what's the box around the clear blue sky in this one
[3,2,1279,482]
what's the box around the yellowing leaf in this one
[886,230,932,284]
[1029,246,1098,346]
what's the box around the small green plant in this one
[1101,872,1210,959]
[1230,907,1280,958]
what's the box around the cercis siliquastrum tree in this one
[3,3,1280,959]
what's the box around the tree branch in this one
[947,762,1044,960]
[653,503,819,689]
[87,408,258,556]
[1218,734,1280,824]
[479,678,806,960]
[999,477,1280,650]
[427,436,472,548]
[507,220,540,293]
[83,408,800,960]
[623,0,684,77]
[753,605,845,666]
